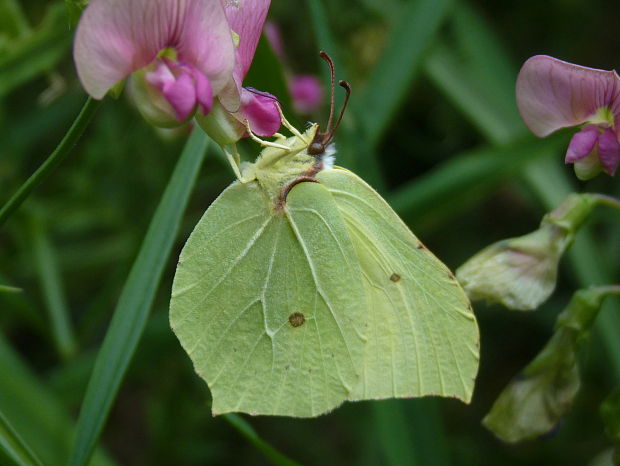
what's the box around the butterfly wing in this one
[170,180,367,417]
[318,168,480,402]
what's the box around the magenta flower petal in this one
[290,75,323,114]
[565,125,599,163]
[224,0,271,84]
[161,73,197,121]
[191,68,214,115]
[74,0,235,99]
[597,128,620,175]
[239,87,281,137]
[516,55,620,137]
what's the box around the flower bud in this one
[482,328,580,443]
[483,286,620,443]
[456,226,568,310]
[456,194,600,311]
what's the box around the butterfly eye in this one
[308,141,326,155]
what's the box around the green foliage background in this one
[1,0,620,464]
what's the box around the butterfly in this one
[170,53,479,417]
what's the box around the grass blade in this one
[0,285,22,294]
[31,218,76,360]
[68,129,209,466]
[223,414,301,466]
[0,97,102,228]
[0,335,114,466]
[0,409,43,466]
[0,4,69,98]
[388,136,561,229]
[359,0,453,148]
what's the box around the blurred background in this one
[1,0,620,464]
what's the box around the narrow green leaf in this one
[305,0,343,94]
[0,4,69,98]
[0,285,21,294]
[0,335,114,466]
[372,402,416,466]
[373,400,450,466]
[68,129,209,466]
[0,0,30,39]
[0,97,102,228]
[31,218,76,360]
[359,0,453,147]
[223,415,301,466]
[387,137,561,227]
[424,42,525,145]
[0,409,43,466]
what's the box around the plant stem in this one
[591,193,620,211]
[0,97,102,228]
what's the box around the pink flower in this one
[74,0,281,136]
[74,0,236,126]
[517,55,620,180]
[290,75,323,114]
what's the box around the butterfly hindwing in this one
[170,179,367,417]
[318,168,480,402]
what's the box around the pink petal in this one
[290,75,323,114]
[161,73,197,121]
[239,87,281,136]
[224,0,271,84]
[74,0,234,99]
[565,125,598,163]
[516,55,620,137]
[190,68,214,115]
[597,128,620,176]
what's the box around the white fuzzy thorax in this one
[322,144,336,170]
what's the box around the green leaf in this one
[0,285,21,294]
[223,415,301,466]
[0,0,30,40]
[31,218,76,360]
[68,129,209,466]
[0,97,102,228]
[359,0,453,148]
[601,388,620,464]
[0,335,114,466]
[0,409,43,466]
[0,4,70,98]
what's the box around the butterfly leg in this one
[244,121,290,150]
[278,106,308,143]
[220,145,243,181]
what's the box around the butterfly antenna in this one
[330,81,351,138]
[319,51,336,134]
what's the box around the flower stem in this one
[591,193,620,211]
[0,97,102,228]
